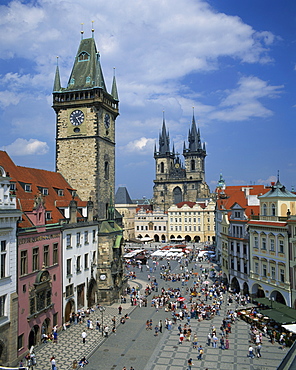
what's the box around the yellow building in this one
[167,200,215,243]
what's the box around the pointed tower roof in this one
[158,119,170,154]
[115,187,133,204]
[53,62,61,92]
[188,114,202,152]
[111,69,119,100]
[66,37,106,91]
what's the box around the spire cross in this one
[92,20,95,38]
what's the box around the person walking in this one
[118,305,122,315]
[197,345,203,360]
[159,320,163,333]
[256,343,262,358]
[187,357,193,370]
[82,330,87,344]
[179,332,184,344]
[154,325,159,336]
[50,356,56,370]
[225,337,229,349]
[248,345,255,358]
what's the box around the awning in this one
[282,324,296,334]
[114,235,123,248]
[256,299,296,324]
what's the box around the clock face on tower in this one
[70,110,85,126]
[104,113,110,129]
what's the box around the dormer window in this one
[25,184,31,192]
[86,76,91,83]
[78,52,90,62]
[10,183,16,191]
[58,189,64,196]
[42,188,48,196]
[70,78,75,85]
[45,211,52,220]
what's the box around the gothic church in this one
[153,116,210,211]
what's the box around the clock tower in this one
[52,35,119,219]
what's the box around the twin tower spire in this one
[53,36,118,101]
[155,114,206,157]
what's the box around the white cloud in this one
[1,138,49,156]
[121,137,155,155]
[209,76,284,121]
[257,175,277,185]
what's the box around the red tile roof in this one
[0,151,86,227]
[216,185,269,218]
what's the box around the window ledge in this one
[27,303,54,321]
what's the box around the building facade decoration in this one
[249,179,296,306]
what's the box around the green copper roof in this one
[66,37,106,91]
[260,180,296,199]
[111,74,119,100]
[53,65,61,92]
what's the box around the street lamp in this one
[99,306,105,337]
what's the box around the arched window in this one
[262,204,267,216]
[173,187,182,204]
[104,162,109,180]
[191,159,195,171]
[160,162,164,173]
[271,203,276,216]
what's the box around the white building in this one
[0,166,22,365]
[135,207,168,242]
[62,199,99,322]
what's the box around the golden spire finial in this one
[92,20,95,37]
[81,23,84,40]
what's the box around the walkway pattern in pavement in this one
[33,302,136,370]
[33,260,288,370]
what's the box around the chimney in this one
[87,198,94,222]
[69,199,77,224]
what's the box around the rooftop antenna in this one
[92,20,95,38]
[80,23,84,40]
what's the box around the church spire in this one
[53,57,61,92]
[188,112,202,152]
[158,118,170,154]
[111,68,119,100]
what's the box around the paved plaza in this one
[32,259,288,370]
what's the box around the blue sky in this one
[0,0,295,199]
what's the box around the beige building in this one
[249,179,296,306]
[168,200,215,243]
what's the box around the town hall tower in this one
[53,34,119,219]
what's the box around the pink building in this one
[0,151,86,358]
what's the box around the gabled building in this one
[249,179,296,306]
[215,183,269,293]
[0,165,22,366]
[134,207,168,243]
[0,151,89,358]
[153,115,210,212]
